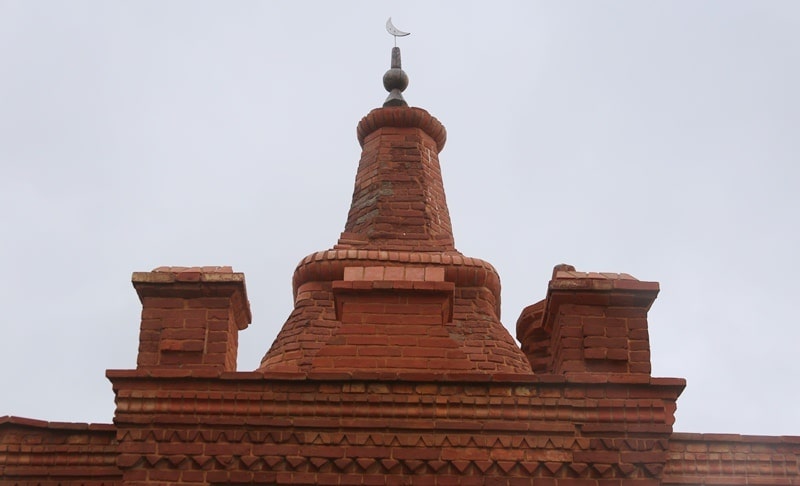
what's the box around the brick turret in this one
[133,266,251,372]
[259,50,531,375]
[516,264,658,376]
[340,107,452,251]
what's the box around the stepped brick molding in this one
[3,68,799,483]
[102,372,687,484]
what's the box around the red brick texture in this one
[258,252,532,374]
[517,266,658,376]
[342,107,451,252]
[132,266,251,372]
[0,416,120,485]
[259,106,531,375]
[665,433,800,485]
[105,371,687,485]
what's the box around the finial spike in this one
[391,46,401,69]
[383,19,410,107]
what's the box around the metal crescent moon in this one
[386,17,410,37]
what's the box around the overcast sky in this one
[1,2,798,436]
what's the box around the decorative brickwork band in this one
[105,373,687,484]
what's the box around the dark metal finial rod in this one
[383,18,411,107]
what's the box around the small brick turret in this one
[341,107,451,251]
[133,266,251,372]
[516,264,658,376]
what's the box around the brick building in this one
[1,45,798,486]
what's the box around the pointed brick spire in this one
[338,106,453,251]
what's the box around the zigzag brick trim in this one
[114,429,672,479]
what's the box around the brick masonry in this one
[0,416,120,484]
[132,266,251,372]
[2,100,799,485]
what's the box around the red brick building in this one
[2,47,798,486]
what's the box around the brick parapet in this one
[0,416,121,485]
[664,433,800,485]
[106,368,685,384]
[107,373,684,432]
[107,373,684,483]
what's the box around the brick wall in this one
[664,433,800,485]
[106,371,685,485]
[0,416,120,485]
[340,107,452,251]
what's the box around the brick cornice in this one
[356,106,446,153]
[0,415,115,431]
[107,371,684,433]
[106,368,686,386]
[132,267,251,330]
[290,250,501,307]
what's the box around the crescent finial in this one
[382,18,410,107]
[386,17,410,46]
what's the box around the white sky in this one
[1,1,798,436]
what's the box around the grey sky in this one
[1,1,798,436]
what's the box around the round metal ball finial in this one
[383,47,408,92]
[383,67,409,93]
